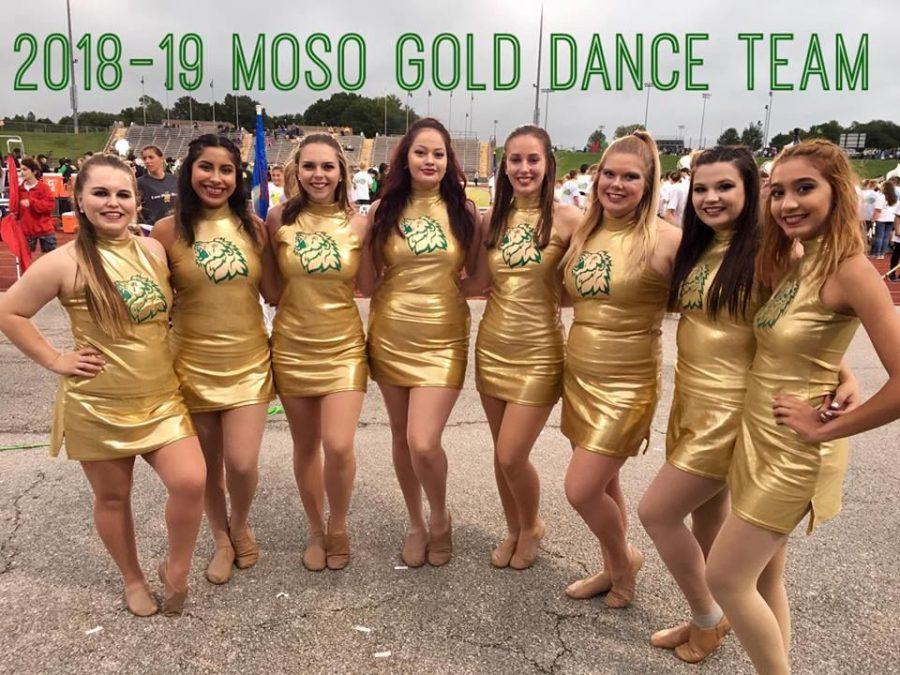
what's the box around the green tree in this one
[740,122,764,150]
[586,127,607,150]
[717,127,741,145]
[303,93,414,137]
[614,123,644,138]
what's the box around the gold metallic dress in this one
[561,215,669,457]
[169,206,274,412]
[729,237,859,534]
[368,187,470,389]
[50,235,195,461]
[475,198,566,406]
[271,202,367,397]
[666,231,759,480]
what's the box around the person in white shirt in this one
[871,182,896,259]
[559,169,579,206]
[575,163,592,207]
[658,175,673,217]
[488,173,496,205]
[268,164,286,207]
[664,171,690,227]
[351,162,374,206]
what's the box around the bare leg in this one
[283,396,325,535]
[406,386,461,533]
[142,436,207,590]
[638,464,726,616]
[378,384,426,534]
[706,514,791,674]
[320,390,364,534]
[494,402,552,566]
[758,541,791,654]
[219,403,267,535]
[480,394,519,564]
[565,447,639,606]
[191,412,230,549]
[692,488,730,559]
[80,457,143,593]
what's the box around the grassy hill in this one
[3,131,109,161]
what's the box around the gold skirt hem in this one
[66,430,196,462]
[370,374,464,390]
[731,505,806,536]
[186,394,274,414]
[666,458,729,482]
[562,426,646,459]
[277,384,367,399]
[475,384,560,408]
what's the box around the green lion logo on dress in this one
[193,237,249,283]
[293,231,342,273]
[572,250,613,297]
[680,264,710,310]
[400,216,448,255]
[114,275,168,323]
[755,279,800,328]
[500,223,542,268]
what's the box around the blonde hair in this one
[563,131,661,270]
[280,134,353,227]
[72,154,136,338]
[757,139,865,289]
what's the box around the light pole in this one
[210,80,216,126]
[166,89,170,125]
[698,93,712,149]
[427,90,432,117]
[140,77,147,125]
[643,82,654,129]
[448,90,453,133]
[65,0,79,133]
[468,92,474,137]
[465,113,469,138]
[532,4,544,125]
[189,97,193,124]
[405,91,412,131]
[492,119,498,144]
[763,91,773,148]
[234,95,240,131]
[383,91,387,136]
[677,124,685,140]
[540,87,552,130]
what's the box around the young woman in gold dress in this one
[361,118,480,567]
[705,140,900,674]
[560,132,682,608]
[263,134,369,571]
[464,125,581,570]
[0,155,206,616]
[153,136,275,585]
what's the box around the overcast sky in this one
[3,0,895,148]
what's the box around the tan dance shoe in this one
[605,546,645,609]
[509,520,546,570]
[157,561,188,617]
[325,531,351,571]
[674,616,731,663]
[427,516,453,567]
[302,534,327,571]
[650,621,692,649]
[205,544,236,585]
[490,534,518,568]
[400,530,428,568]
[565,570,612,599]
[230,524,259,570]
[124,582,158,617]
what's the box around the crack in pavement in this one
[1,470,47,575]
[459,635,549,674]
[539,544,591,576]
[542,607,591,674]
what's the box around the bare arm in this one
[258,209,282,306]
[461,207,491,297]
[649,219,683,282]
[775,255,900,442]
[355,200,382,297]
[0,246,104,377]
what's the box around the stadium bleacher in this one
[112,123,244,162]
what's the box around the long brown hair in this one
[72,154,135,338]
[371,118,474,253]
[757,139,865,290]
[280,134,353,227]
[487,125,556,249]
[563,131,661,270]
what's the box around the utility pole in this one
[698,93,712,149]
[763,91,774,148]
[448,90,453,133]
[643,82,654,129]
[211,81,216,126]
[532,4,544,125]
[141,77,147,125]
[234,95,240,130]
[65,0,79,133]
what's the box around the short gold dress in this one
[561,215,669,457]
[50,235,195,461]
[368,187,470,389]
[169,206,274,412]
[475,198,566,406]
[666,230,759,480]
[729,237,859,534]
[271,202,367,397]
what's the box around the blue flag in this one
[251,105,269,219]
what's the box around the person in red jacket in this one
[19,157,57,255]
